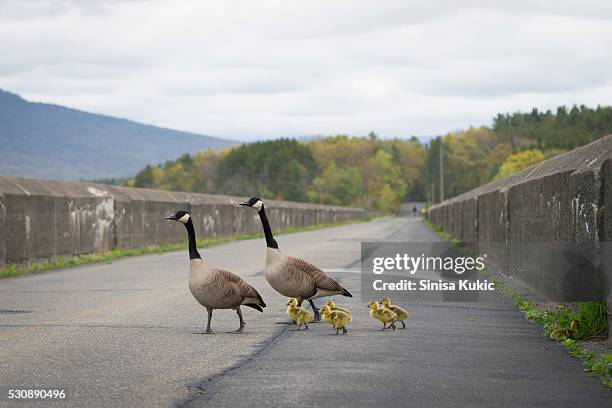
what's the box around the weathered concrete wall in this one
[428,134,612,336]
[604,158,612,337]
[0,192,5,269]
[0,177,365,268]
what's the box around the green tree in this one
[215,138,318,202]
[309,164,365,206]
[127,103,612,212]
[364,150,407,213]
[495,149,545,179]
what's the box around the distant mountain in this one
[0,90,236,180]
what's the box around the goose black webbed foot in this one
[195,329,215,334]
[227,326,245,334]
[307,300,321,322]
[312,311,322,322]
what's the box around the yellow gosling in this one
[381,297,409,329]
[325,301,352,316]
[287,298,313,331]
[550,320,579,341]
[368,300,397,330]
[570,319,579,335]
[321,305,352,335]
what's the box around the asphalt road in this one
[0,217,609,407]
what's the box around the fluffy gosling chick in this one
[321,305,352,335]
[381,297,409,329]
[287,298,313,331]
[368,300,397,330]
[325,301,352,316]
[550,320,579,341]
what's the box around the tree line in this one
[125,105,612,213]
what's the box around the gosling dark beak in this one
[165,215,176,220]
[238,200,250,207]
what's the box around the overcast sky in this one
[2,0,612,141]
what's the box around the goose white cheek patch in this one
[252,200,263,211]
[178,214,191,223]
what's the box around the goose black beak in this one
[238,200,250,207]
[165,215,176,220]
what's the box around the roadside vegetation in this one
[0,218,368,280]
[423,219,611,387]
[124,105,612,213]
[499,285,611,387]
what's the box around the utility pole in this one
[430,183,434,206]
[439,138,444,203]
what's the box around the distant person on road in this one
[413,206,417,217]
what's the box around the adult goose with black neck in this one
[165,210,266,334]
[239,198,352,321]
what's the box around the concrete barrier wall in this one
[0,177,366,269]
[427,134,612,335]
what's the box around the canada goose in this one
[321,305,351,335]
[380,297,408,329]
[550,320,579,341]
[239,197,352,321]
[287,298,313,330]
[165,210,266,334]
[368,300,397,331]
[325,300,352,316]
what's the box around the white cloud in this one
[1,0,612,140]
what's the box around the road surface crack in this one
[173,324,291,407]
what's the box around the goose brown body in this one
[265,248,349,300]
[189,259,266,310]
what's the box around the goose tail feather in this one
[244,303,264,312]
